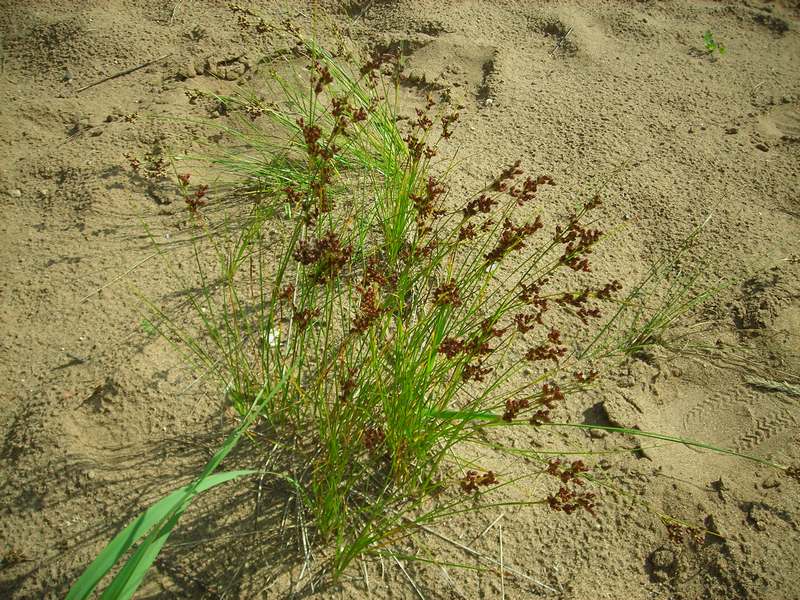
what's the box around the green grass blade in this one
[544,422,786,469]
[108,508,187,600]
[66,470,255,600]
[69,374,287,599]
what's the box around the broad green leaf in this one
[66,470,254,600]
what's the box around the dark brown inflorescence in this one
[490,159,524,192]
[503,397,529,421]
[545,459,597,516]
[460,470,498,493]
[463,193,498,218]
[432,279,462,307]
[508,174,555,206]
[292,307,320,331]
[411,177,447,235]
[574,369,599,383]
[525,328,567,363]
[555,215,604,272]
[503,382,567,423]
[293,230,353,284]
[364,426,386,452]
[547,486,598,516]
[186,184,208,213]
[485,217,543,263]
[351,283,384,333]
[462,362,493,383]
[662,518,705,545]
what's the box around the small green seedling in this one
[703,30,726,55]
[140,317,157,336]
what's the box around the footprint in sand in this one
[757,102,800,144]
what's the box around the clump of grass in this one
[159,29,627,576]
[69,22,794,599]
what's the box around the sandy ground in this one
[1,1,799,598]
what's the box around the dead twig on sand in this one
[76,54,171,93]
[410,520,557,594]
[745,376,800,399]
[549,27,574,57]
[499,523,505,600]
[169,1,184,25]
[392,555,426,600]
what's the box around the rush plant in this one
[69,21,793,599]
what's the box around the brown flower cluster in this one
[312,61,333,95]
[338,367,358,404]
[411,177,446,234]
[490,159,524,191]
[438,336,488,360]
[229,3,271,34]
[555,216,603,272]
[596,280,623,299]
[573,369,599,383]
[285,185,304,207]
[662,519,705,545]
[485,217,543,263]
[351,284,383,333]
[364,426,385,452]
[352,255,399,333]
[525,327,567,363]
[546,458,589,482]
[331,96,368,133]
[519,279,549,310]
[458,222,477,241]
[545,459,597,516]
[293,117,338,219]
[186,184,208,213]
[508,174,555,206]
[512,311,543,333]
[439,319,505,384]
[401,95,455,160]
[125,151,167,179]
[584,194,602,211]
[432,279,462,307]
[441,111,459,140]
[547,486,598,516]
[554,290,601,324]
[463,193,499,218]
[462,163,553,220]
[502,397,529,421]
[175,173,208,213]
[503,382,565,423]
[460,470,498,493]
[439,319,503,360]
[293,307,320,331]
[293,230,353,284]
[462,362,493,383]
[278,283,319,331]
[359,50,398,88]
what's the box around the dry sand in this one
[1,1,799,598]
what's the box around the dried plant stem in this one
[410,521,556,593]
[393,555,426,600]
[499,523,505,600]
[76,54,171,93]
[549,27,574,57]
[469,512,505,545]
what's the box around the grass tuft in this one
[70,23,794,597]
